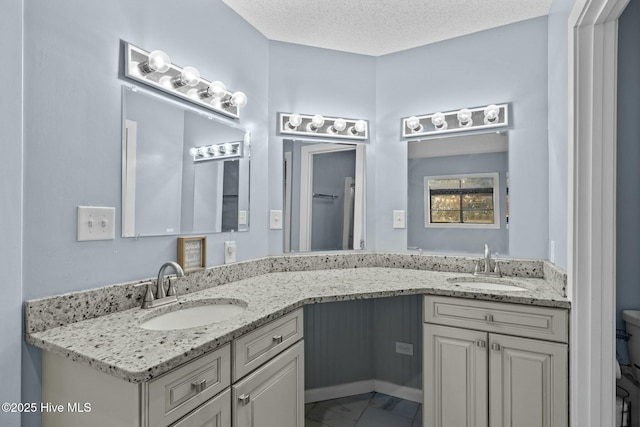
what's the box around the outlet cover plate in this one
[224,241,236,264]
[395,341,413,356]
[77,206,115,241]
[270,210,283,229]
[393,210,406,229]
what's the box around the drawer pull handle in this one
[191,379,207,393]
[238,394,251,405]
[484,314,494,323]
[491,343,501,351]
[476,340,486,348]
[272,334,283,344]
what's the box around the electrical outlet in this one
[393,210,405,229]
[224,241,236,264]
[77,206,115,241]
[395,341,413,356]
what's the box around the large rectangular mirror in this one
[283,140,366,252]
[407,132,508,254]
[122,86,250,237]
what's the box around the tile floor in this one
[305,392,422,427]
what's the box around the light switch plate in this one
[393,210,405,229]
[270,210,283,229]
[77,206,115,241]
[238,210,247,225]
[224,241,236,264]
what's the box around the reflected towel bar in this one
[313,192,339,200]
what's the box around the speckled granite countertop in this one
[26,262,568,384]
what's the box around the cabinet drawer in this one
[148,344,231,427]
[171,388,230,427]
[233,308,303,381]
[423,296,568,343]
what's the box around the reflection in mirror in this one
[122,86,250,237]
[283,140,366,252]
[407,132,508,254]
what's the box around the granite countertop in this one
[26,266,568,384]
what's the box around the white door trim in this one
[568,1,629,426]
[284,151,292,253]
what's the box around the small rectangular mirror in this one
[122,86,250,237]
[407,132,508,254]
[283,140,366,252]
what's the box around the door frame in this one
[568,0,629,425]
[299,143,365,251]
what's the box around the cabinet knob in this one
[484,314,494,323]
[238,394,251,405]
[491,343,501,351]
[191,378,207,393]
[272,334,283,344]
[476,340,487,348]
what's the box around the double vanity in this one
[25,253,569,427]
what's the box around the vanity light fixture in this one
[279,112,369,140]
[401,103,509,138]
[124,42,248,119]
[189,141,242,162]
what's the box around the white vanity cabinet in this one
[41,308,304,427]
[423,296,568,427]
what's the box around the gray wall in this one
[0,1,23,426]
[547,0,574,270]
[20,1,269,425]
[375,17,550,259]
[617,0,640,363]
[407,152,509,253]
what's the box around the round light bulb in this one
[187,88,199,100]
[189,147,198,157]
[230,91,248,108]
[210,81,227,98]
[354,120,367,133]
[179,66,200,87]
[311,115,325,128]
[129,61,142,77]
[406,116,423,132]
[224,143,234,154]
[198,147,207,156]
[333,118,347,132]
[431,112,447,130]
[145,50,171,73]
[287,113,303,129]
[159,75,173,88]
[484,104,500,124]
[457,108,473,126]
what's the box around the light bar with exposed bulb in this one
[189,141,243,162]
[279,112,369,140]
[124,42,248,119]
[401,104,509,138]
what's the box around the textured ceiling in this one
[223,0,552,56]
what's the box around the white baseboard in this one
[305,380,422,404]
[373,380,422,403]
[305,380,375,403]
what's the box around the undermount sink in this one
[447,277,527,292]
[139,299,247,331]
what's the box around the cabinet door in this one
[489,334,568,427]
[171,389,230,427]
[424,324,488,427]
[233,340,304,427]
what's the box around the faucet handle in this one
[134,281,154,308]
[167,277,178,297]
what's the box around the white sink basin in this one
[447,277,527,292]
[140,299,247,331]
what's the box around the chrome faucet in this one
[140,261,185,309]
[474,244,501,277]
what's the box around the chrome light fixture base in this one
[124,42,246,120]
[402,104,509,139]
